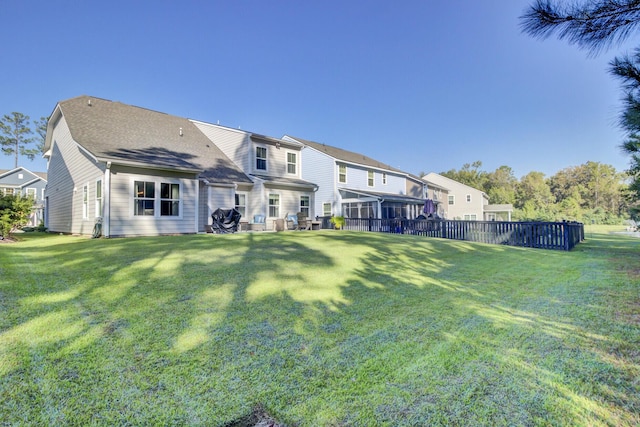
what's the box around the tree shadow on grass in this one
[0,231,638,425]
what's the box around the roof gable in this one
[0,167,47,185]
[54,96,251,184]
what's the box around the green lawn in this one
[0,230,638,426]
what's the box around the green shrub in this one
[0,194,34,237]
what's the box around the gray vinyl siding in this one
[202,184,235,229]
[45,117,105,234]
[300,147,336,217]
[191,122,252,171]
[107,166,198,237]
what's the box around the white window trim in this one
[448,195,455,205]
[268,193,280,218]
[95,179,103,218]
[131,178,183,219]
[26,187,37,200]
[82,184,89,219]
[255,145,268,172]
[338,164,347,184]
[286,151,297,175]
[323,202,332,216]
[235,192,248,218]
[367,170,374,187]
[299,195,310,217]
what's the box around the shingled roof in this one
[286,135,405,174]
[54,96,252,184]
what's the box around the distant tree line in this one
[0,113,48,169]
[426,161,631,224]
[521,0,640,207]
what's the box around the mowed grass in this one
[0,230,638,426]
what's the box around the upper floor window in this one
[338,164,347,183]
[287,152,297,174]
[26,188,37,200]
[382,173,387,185]
[160,183,180,216]
[134,181,155,216]
[466,194,472,202]
[256,146,267,171]
[448,195,455,205]
[367,171,374,187]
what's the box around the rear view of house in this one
[43,96,252,237]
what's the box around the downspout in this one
[195,179,200,233]
[103,162,111,238]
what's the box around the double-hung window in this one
[95,180,103,217]
[448,195,455,205]
[26,188,37,200]
[300,195,310,217]
[338,164,347,183]
[82,185,89,219]
[235,193,246,217]
[323,202,331,216]
[367,170,374,187]
[268,194,280,218]
[160,183,180,216]
[256,146,267,171]
[134,181,155,216]
[382,173,387,185]
[466,194,472,202]
[287,152,297,174]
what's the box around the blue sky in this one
[1,0,635,179]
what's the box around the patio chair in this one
[252,214,266,231]
[286,213,302,230]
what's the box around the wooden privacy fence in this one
[341,218,584,251]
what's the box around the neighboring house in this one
[191,121,318,230]
[0,167,47,226]
[422,172,513,221]
[419,175,449,218]
[283,136,426,219]
[422,172,488,220]
[43,95,252,237]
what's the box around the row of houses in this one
[4,95,512,237]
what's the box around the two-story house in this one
[0,167,47,226]
[43,96,253,237]
[192,122,318,230]
[422,172,513,221]
[283,136,426,219]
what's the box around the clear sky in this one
[1,0,635,179]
